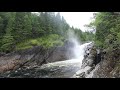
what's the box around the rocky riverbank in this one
[92,47,120,78]
[73,42,120,78]
[0,41,74,74]
[0,40,88,78]
[0,41,102,78]
[0,59,81,78]
[72,42,102,78]
[1,41,120,78]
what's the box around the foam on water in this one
[67,29,92,64]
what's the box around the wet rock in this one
[73,43,102,78]
[0,52,5,57]
[77,72,85,78]
[0,59,81,78]
[82,44,97,68]
[0,41,75,74]
[73,66,93,78]
[92,48,120,78]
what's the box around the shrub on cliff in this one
[16,34,64,50]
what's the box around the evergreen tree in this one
[0,13,15,52]
[23,12,32,39]
[0,12,94,52]
[90,12,120,49]
[13,12,32,43]
[31,12,46,38]
[0,16,4,47]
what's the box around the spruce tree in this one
[0,13,15,52]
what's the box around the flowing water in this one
[37,42,92,78]
[0,30,93,78]
[35,30,92,78]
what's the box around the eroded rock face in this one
[92,48,120,78]
[0,41,74,74]
[74,44,120,78]
[73,43,101,78]
[0,59,81,78]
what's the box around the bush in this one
[30,40,38,46]
[16,34,65,50]
[95,40,103,48]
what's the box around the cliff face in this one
[0,41,74,74]
[92,48,120,78]
[72,43,99,78]
[73,43,120,78]
[1,41,120,78]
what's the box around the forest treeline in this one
[89,12,120,52]
[0,12,94,53]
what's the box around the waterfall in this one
[38,30,93,78]
[67,29,91,64]
[0,32,92,78]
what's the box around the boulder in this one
[73,43,101,78]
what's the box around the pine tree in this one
[31,13,45,38]
[54,12,62,35]
[0,16,4,47]
[0,13,15,52]
[13,12,32,43]
[23,12,32,39]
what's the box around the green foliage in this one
[117,32,120,43]
[16,34,64,50]
[0,12,70,52]
[71,27,95,43]
[34,34,64,48]
[0,34,14,52]
[0,13,15,52]
[13,12,32,42]
[89,12,120,51]
[0,12,93,53]
[30,40,39,46]
[95,40,103,48]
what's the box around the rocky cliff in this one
[73,42,120,78]
[72,42,99,78]
[92,48,120,78]
[1,41,120,78]
[0,41,74,74]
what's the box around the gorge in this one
[0,29,94,78]
[0,12,120,78]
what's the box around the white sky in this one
[33,12,95,32]
[59,12,95,32]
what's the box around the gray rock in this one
[74,43,101,78]
[0,41,75,74]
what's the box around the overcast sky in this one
[59,12,95,32]
[33,12,95,32]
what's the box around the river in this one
[33,42,92,78]
[0,42,92,78]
